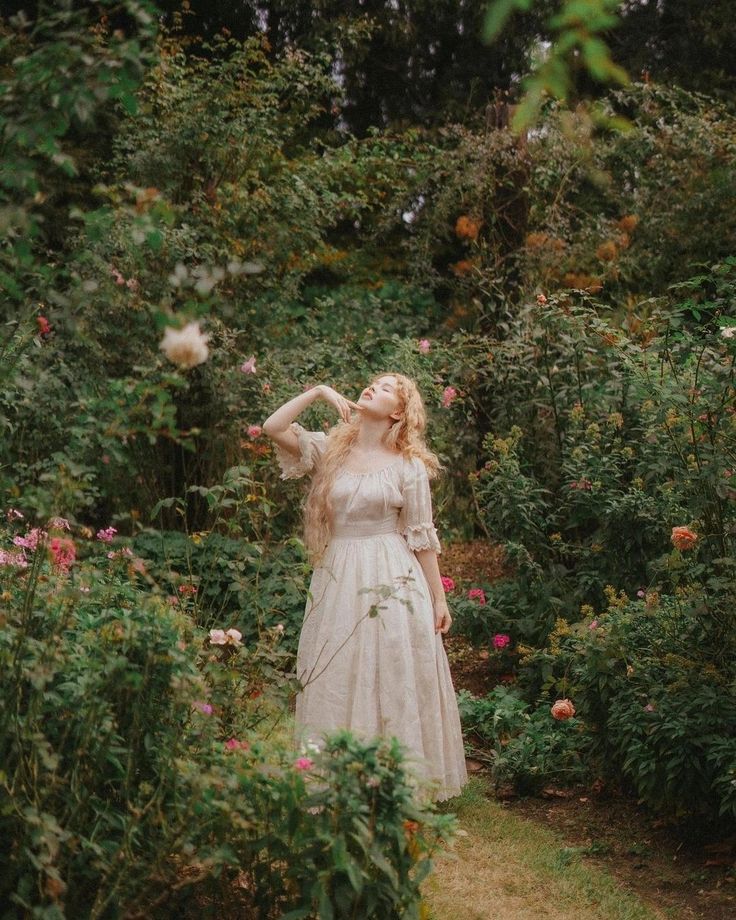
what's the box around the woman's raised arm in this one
[262,385,361,458]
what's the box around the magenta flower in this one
[193,701,213,715]
[441,576,455,592]
[441,386,457,408]
[247,424,262,439]
[294,757,313,771]
[418,339,431,354]
[240,356,257,374]
[492,633,510,649]
[467,587,486,605]
[96,526,117,543]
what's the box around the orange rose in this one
[550,698,576,721]
[671,525,698,551]
[455,215,482,241]
[595,240,618,262]
[617,214,639,233]
[451,259,475,276]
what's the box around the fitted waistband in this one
[332,518,401,539]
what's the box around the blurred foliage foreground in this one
[2,3,736,915]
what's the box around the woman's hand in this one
[434,599,452,635]
[315,385,363,424]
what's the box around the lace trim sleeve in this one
[403,522,442,554]
[274,422,327,480]
[399,457,443,554]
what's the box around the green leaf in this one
[482,0,531,43]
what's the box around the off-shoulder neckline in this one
[341,456,405,477]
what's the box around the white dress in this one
[275,422,468,802]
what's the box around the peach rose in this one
[550,698,576,721]
[671,525,698,552]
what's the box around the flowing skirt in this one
[294,530,468,802]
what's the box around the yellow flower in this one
[550,532,562,543]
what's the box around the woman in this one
[262,374,468,802]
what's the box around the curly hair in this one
[303,373,441,562]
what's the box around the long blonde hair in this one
[303,373,441,562]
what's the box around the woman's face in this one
[357,375,402,421]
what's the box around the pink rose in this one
[225,738,250,751]
[247,424,262,439]
[294,757,313,771]
[550,698,576,721]
[467,587,486,605]
[492,633,510,649]
[48,536,76,574]
[209,628,242,646]
[441,576,455,593]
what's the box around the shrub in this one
[0,515,455,917]
[515,592,736,826]
[458,685,592,795]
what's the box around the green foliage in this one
[0,518,454,917]
[484,0,630,131]
[0,0,160,305]
[467,264,736,655]
[515,594,736,824]
[133,528,310,652]
[458,685,592,794]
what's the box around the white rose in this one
[160,321,209,369]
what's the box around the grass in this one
[422,777,666,920]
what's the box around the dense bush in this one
[458,685,592,795]
[515,592,736,825]
[0,516,454,917]
[464,261,736,651]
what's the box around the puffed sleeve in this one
[273,421,328,480]
[399,457,442,554]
